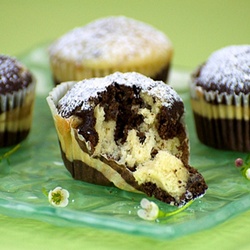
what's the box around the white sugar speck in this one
[194,45,250,94]
[49,16,171,65]
[57,72,182,117]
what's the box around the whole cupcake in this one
[47,72,207,206]
[49,16,173,85]
[0,55,36,147]
[190,45,250,152]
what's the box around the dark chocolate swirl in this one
[192,45,250,95]
[0,55,33,94]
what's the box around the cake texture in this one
[0,55,36,147]
[190,45,250,151]
[49,16,173,85]
[47,72,207,206]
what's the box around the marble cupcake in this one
[0,55,36,147]
[49,16,173,85]
[47,72,207,206]
[190,45,250,152]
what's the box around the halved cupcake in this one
[47,72,207,206]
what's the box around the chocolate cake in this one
[47,72,207,206]
[190,45,250,152]
[49,16,173,85]
[0,55,36,147]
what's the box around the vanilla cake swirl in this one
[47,72,207,206]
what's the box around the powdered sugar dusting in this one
[49,16,171,65]
[0,55,33,93]
[57,72,182,117]
[194,45,250,94]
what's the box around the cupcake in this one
[190,45,250,152]
[49,16,173,85]
[47,72,207,206]
[0,55,36,147]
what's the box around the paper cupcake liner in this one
[50,58,170,85]
[191,87,250,151]
[47,82,140,192]
[0,81,36,147]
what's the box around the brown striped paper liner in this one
[0,81,36,147]
[46,81,139,192]
[190,86,250,152]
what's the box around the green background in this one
[2,0,250,69]
[1,1,250,249]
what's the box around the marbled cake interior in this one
[48,72,207,206]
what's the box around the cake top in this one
[49,16,172,67]
[57,72,183,118]
[0,55,33,94]
[192,45,250,95]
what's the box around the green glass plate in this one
[0,46,249,240]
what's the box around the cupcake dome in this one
[49,16,173,85]
[190,45,250,151]
[192,45,250,95]
[0,56,33,94]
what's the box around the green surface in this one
[1,1,250,249]
[0,45,249,242]
[0,44,250,250]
